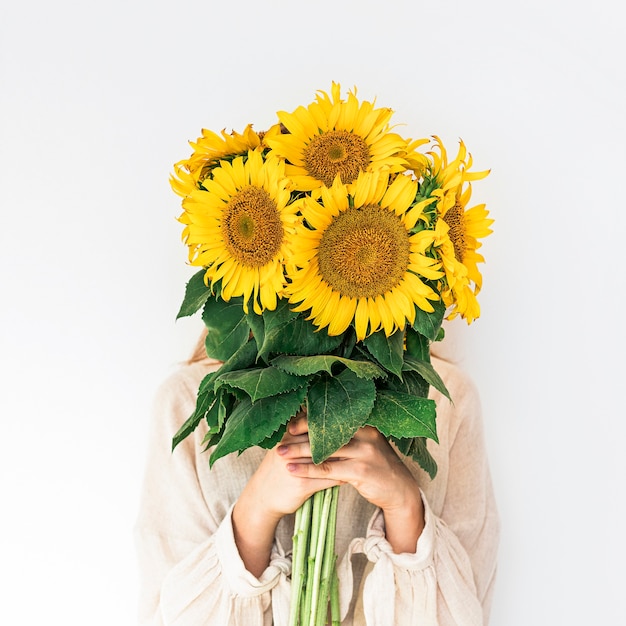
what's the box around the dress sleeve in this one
[339,363,500,626]
[134,367,292,626]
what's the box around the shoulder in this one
[430,355,480,403]
[430,355,483,442]
[151,358,222,430]
[155,358,221,397]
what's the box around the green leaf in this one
[391,436,438,479]
[214,339,258,380]
[257,423,287,449]
[209,386,308,466]
[403,355,451,401]
[405,327,431,362]
[271,354,386,379]
[408,437,438,479]
[412,299,446,341]
[201,296,251,361]
[195,339,258,400]
[365,390,438,442]
[202,430,221,452]
[340,327,358,358]
[391,435,412,457]
[263,298,299,331]
[384,370,429,398]
[171,394,213,451]
[307,370,376,464]
[197,371,219,396]
[201,387,226,433]
[255,300,300,360]
[215,366,310,402]
[257,301,343,360]
[262,299,300,334]
[200,390,237,452]
[278,315,344,355]
[213,388,232,432]
[171,383,225,451]
[246,311,266,359]
[363,328,405,378]
[176,269,212,319]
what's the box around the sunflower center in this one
[223,186,284,267]
[317,205,410,298]
[443,202,467,262]
[303,130,370,186]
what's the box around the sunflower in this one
[428,137,493,323]
[179,150,299,313]
[266,83,414,192]
[286,170,443,340]
[170,124,281,198]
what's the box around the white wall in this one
[1,0,624,623]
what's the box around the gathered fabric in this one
[135,356,500,625]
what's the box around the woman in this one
[135,338,499,625]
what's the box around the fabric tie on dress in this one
[338,532,397,624]
[269,554,292,626]
[336,498,440,626]
[215,506,293,626]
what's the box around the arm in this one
[134,365,291,626]
[232,411,342,577]
[283,360,499,625]
[432,362,500,623]
[358,360,500,625]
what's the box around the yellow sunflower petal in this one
[176,152,298,314]
[374,295,395,336]
[268,84,412,191]
[354,298,371,340]
[381,175,417,214]
[327,294,356,335]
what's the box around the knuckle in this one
[319,461,334,475]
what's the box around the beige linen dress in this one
[135,355,499,625]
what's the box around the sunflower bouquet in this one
[170,83,493,626]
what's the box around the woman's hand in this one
[282,415,425,554]
[232,411,342,576]
[233,413,425,575]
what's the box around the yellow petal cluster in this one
[171,84,493,331]
[287,171,442,340]
[428,137,494,322]
[178,150,299,314]
[171,124,281,198]
[266,82,422,192]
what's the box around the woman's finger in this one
[287,414,309,436]
[286,461,342,486]
[277,439,312,459]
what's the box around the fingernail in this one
[277,445,288,455]
[286,463,297,471]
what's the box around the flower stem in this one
[330,566,341,626]
[301,490,324,624]
[315,486,339,626]
[309,488,334,625]
[289,486,340,626]
[289,497,312,626]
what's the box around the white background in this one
[1,0,624,623]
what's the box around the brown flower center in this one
[223,186,284,267]
[303,130,370,186]
[442,202,467,262]
[317,205,410,298]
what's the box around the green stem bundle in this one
[288,486,340,626]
